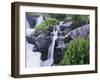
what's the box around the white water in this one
[26,18,42,68]
[26,16,60,67]
[36,16,44,26]
[25,19,35,36]
[25,19,30,28]
[26,16,44,37]
[41,25,59,66]
[26,42,42,68]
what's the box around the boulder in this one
[26,32,38,44]
[69,21,87,30]
[60,21,73,31]
[53,47,65,64]
[53,38,66,64]
[26,14,37,28]
[70,24,89,39]
[33,36,52,61]
[26,30,48,44]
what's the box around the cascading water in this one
[26,16,60,67]
[26,41,42,68]
[25,18,35,36]
[26,16,43,68]
[41,25,59,66]
[36,16,44,26]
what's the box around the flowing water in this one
[26,18,42,68]
[41,25,59,66]
[26,16,60,67]
[26,42,42,68]
[36,16,44,26]
[25,19,35,36]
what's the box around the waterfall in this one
[26,42,42,68]
[36,16,44,26]
[26,15,60,67]
[41,25,59,66]
[26,15,44,36]
[25,19,30,28]
[26,17,42,68]
[25,19,35,36]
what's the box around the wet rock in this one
[53,48,65,64]
[47,26,53,32]
[56,38,66,49]
[60,21,73,31]
[53,38,66,64]
[26,30,48,44]
[26,32,38,44]
[58,28,70,37]
[33,36,52,61]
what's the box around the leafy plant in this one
[35,18,58,30]
[60,37,89,65]
[72,15,89,24]
[48,14,67,21]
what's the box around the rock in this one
[70,24,89,39]
[26,14,37,28]
[56,38,66,49]
[70,21,87,30]
[26,32,38,44]
[33,36,52,61]
[47,26,53,32]
[59,21,72,37]
[63,29,70,36]
[26,30,48,44]
[53,48,65,64]
[53,38,66,64]
[60,21,73,31]
[58,28,70,36]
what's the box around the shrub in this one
[72,15,89,24]
[60,37,89,65]
[35,18,58,30]
[48,14,67,21]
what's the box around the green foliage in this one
[72,15,89,24]
[48,14,89,24]
[48,14,67,21]
[60,37,89,65]
[35,18,58,30]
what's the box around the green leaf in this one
[60,37,90,65]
